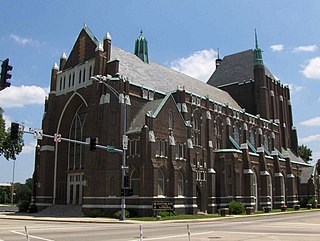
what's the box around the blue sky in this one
[1,0,320,183]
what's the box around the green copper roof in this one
[134,30,149,63]
[254,29,263,65]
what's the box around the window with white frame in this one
[83,68,86,82]
[128,139,140,156]
[176,143,186,160]
[130,169,140,195]
[156,140,167,157]
[78,70,82,84]
[168,111,174,129]
[177,170,184,196]
[158,168,165,196]
[193,115,201,146]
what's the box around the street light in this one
[90,75,129,221]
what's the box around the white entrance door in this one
[67,173,84,205]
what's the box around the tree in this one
[298,144,312,163]
[0,107,24,160]
[15,178,33,202]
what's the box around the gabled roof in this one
[300,166,314,184]
[207,49,276,87]
[127,94,186,134]
[283,148,310,166]
[63,26,99,70]
[110,46,241,109]
[127,98,164,134]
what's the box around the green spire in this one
[134,30,149,63]
[254,29,263,65]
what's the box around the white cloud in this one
[300,117,320,126]
[287,83,303,93]
[299,134,320,144]
[312,152,320,163]
[270,44,284,52]
[302,56,320,79]
[21,140,36,154]
[3,114,12,129]
[9,34,46,48]
[0,85,48,108]
[170,49,217,82]
[293,45,318,53]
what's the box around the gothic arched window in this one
[177,170,184,196]
[130,168,140,196]
[233,123,240,145]
[168,111,174,129]
[68,104,87,170]
[158,168,165,196]
[215,117,223,149]
[193,113,201,146]
[249,128,256,147]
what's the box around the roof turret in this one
[134,30,149,63]
[254,29,263,65]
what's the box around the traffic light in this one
[0,58,13,90]
[10,122,19,141]
[124,175,130,188]
[89,137,97,151]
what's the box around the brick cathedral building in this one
[33,26,319,216]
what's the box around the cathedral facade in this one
[33,26,318,216]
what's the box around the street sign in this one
[152,201,174,211]
[123,135,128,150]
[106,145,115,152]
[33,129,43,140]
[54,133,62,142]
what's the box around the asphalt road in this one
[0,211,320,241]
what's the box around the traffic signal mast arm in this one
[21,128,123,154]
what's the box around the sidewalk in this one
[1,208,319,224]
[0,211,124,224]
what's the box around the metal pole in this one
[11,159,15,205]
[53,141,58,205]
[120,94,127,220]
[139,225,143,241]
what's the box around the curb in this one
[1,209,319,224]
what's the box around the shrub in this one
[308,197,316,208]
[90,209,108,217]
[28,205,38,213]
[18,200,30,212]
[228,200,245,215]
[114,210,130,219]
[157,211,175,217]
[300,197,316,208]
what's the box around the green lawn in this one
[129,208,318,221]
[129,214,220,221]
